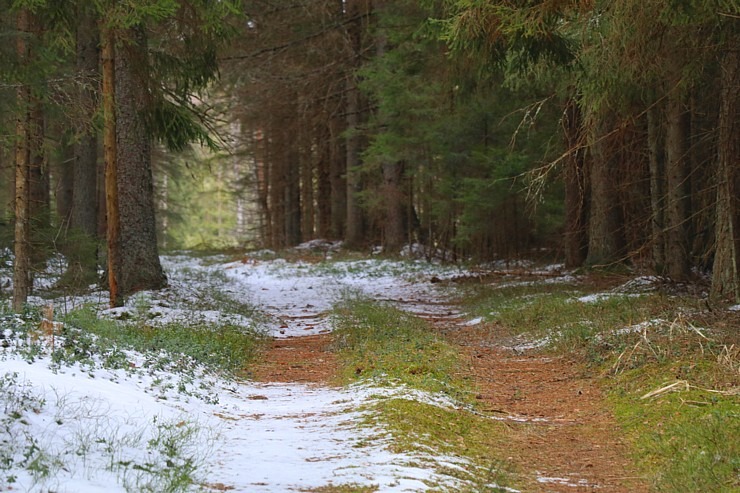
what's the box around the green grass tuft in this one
[61,307,266,375]
[331,298,464,396]
[331,297,516,491]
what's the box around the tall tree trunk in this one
[68,2,100,285]
[585,114,624,266]
[647,104,666,274]
[56,139,74,231]
[374,14,406,253]
[28,99,48,251]
[664,76,691,281]
[711,46,740,302]
[562,97,589,268]
[382,160,406,252]
[329,116,346,239]
[300,141,315,241]
[316,126,332,238]
[254,128,271,246]
[269,127,286,248]
[114,27,166,297]
[285,143,302,246]
[344,0,365,248]
[13,8,31,311]
[102,27,120,307]
[345,73,364,247]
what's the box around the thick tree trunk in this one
[114,27,166,297]
[102,27,120,307]
[585,115,624,266]
[72,4,100,275]
[562,98,588,268]
[647,104,666,274]
[664,79,691,281]
[711,46,740,302]
[63,4,100,286]
[13,8,31,311]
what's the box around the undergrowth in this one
[62,307,265,376]
[331,297,515,492]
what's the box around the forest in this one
[0,0,738,308]
[0,2,738,492]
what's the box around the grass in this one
[331,297,516,492]
[61,307,266,376]
[459,276,740,493]
[611,369,739,493]
[331,297,465,396]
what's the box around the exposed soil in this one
[252,334,337,385]
[442,322,648,492]
[254,308,649,492]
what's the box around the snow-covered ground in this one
[1,250,488,493]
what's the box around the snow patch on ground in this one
[0,353,476,492]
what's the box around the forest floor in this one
[1,245,737,492]
[252,296,646,492]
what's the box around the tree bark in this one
[56,139,74,231]
[375,15,407,253]
[711,46,740,302]
[102,26,120,307]
[585,114,624,267]
[64,3,100,286]
[28,100,48,252]
[300,139,315,241]
[268,127,286,248]
[114,27,166,297]
[329,115,346,239]
[316,126,332,238]
[344,0,365,248]
[664,76,691,281]
[13,8,31,311]
[647,104,666,274]
[285,143,302,246]
[562,97,589,268]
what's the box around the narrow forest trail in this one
[439,322,648,492]
[246,262,649,493]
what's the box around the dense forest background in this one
[0,0,738,308]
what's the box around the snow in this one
[0,354,478,492]
[0,252,488,492]
[221,257,465,338]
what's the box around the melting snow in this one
[0,252,486,492]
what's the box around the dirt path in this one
[442,323,648,492]
[251,301,647,492]
[252,334,337,384]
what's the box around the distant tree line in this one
[222,0,738,301]
[1,0,738,307]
